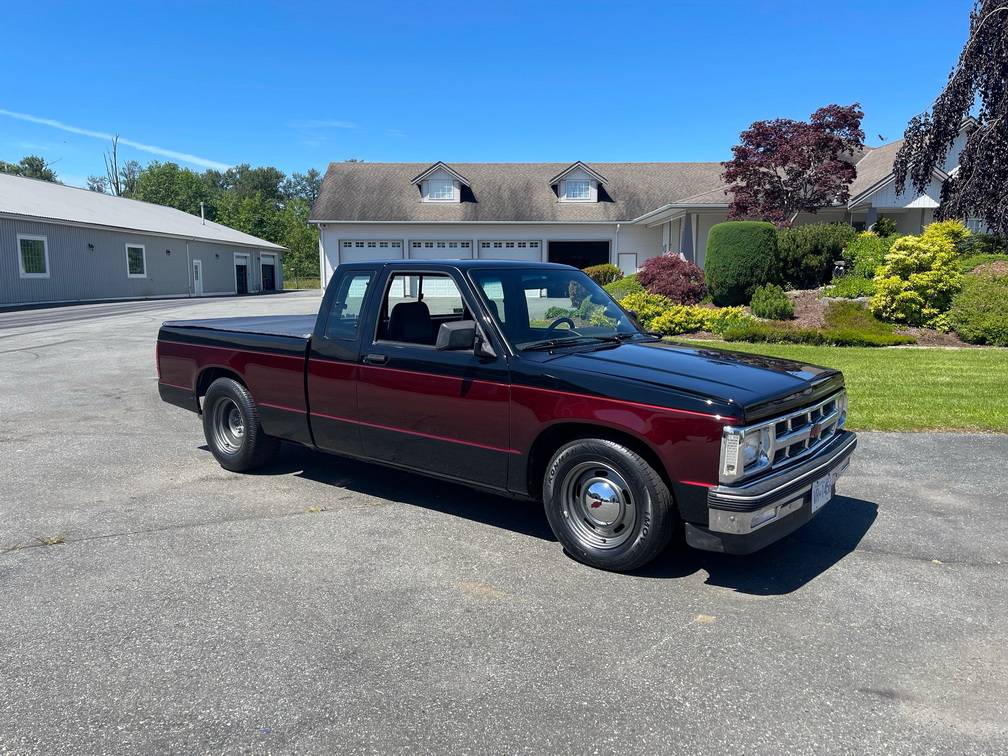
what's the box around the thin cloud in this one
[289,118,358,129]
[0,108,231,170]
[386,129,407,138]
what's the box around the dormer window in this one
[427,178,455,201]
[551,161,607,203]
[412,162,470,204]
[565,179,591,201]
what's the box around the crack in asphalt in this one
[0,498,385,557]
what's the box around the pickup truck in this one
[157,260,856,572]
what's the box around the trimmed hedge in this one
[615,290,753,335]
[603,274,644,300]
[636,253,707,303]
[948,271,1008,346]
[720,301,914,347]
[705,221,780,305]
[582,263,623,286]
[776,223,856,289]
[749,284,794,319]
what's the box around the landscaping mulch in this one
[894,326,974,348]
[972,260,1008,277]
[787,288,829,328]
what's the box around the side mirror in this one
[474,331,497,359]
[436,320,476,351]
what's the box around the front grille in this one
[769,391,844,468]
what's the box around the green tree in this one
[0,154,58,182]
[133,161,212,216]
[277,198,320,287]
[213,191,281,242]
[283,168,322,205]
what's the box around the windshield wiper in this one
[521,333,643,352]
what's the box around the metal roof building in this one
[1,173,285,307]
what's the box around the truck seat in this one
[388,300,432,343]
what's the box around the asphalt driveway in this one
[1,294,1005,754]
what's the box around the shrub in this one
[825,274,875,298]
[776,223,857,289]
[705,221,780,305]
[544,306,575,319]
[923,219,971,249]
[636,253,707,304]
[617,290,674,330]
[872,216,898,236]
[649,305,752,336]
[720,301,914,347]
[749,284,794,319]
[604,274,643,300]
[870,231,962,328]
[955,231,1005,257]
[844,231,897,278]
[582,263,623,286]
[948,272,1008,346]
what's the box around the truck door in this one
[307,267,378,456]
[355,267,512,490]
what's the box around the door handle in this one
[363,353,388,365]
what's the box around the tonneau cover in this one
[161,315,316,339]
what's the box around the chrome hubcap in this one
[212,397,245,454]
[560,462,636,550]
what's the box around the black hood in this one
[534,340,843,423]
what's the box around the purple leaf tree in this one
[722,104,865,226]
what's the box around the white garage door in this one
[477,240,542,261]
[340,239,403,263]
[408,240,473,260]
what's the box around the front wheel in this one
[202,377,280,472]
[543,439,677,572]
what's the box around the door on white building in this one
[340,239,404,263]
[192,259,203,296]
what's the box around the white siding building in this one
[310,121,982,288]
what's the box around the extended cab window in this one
[375,273,471,346]
[325,271,374,339]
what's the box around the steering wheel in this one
[547,316,577,331]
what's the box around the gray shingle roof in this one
[311,145,901,223]
[311,162,727,223]
[847,140,902,202]
[0,173,285,250]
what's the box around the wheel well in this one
[525,422,672,499]
[195,367,247,407]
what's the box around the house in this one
[0,173,285,307]
[310,120,980,287]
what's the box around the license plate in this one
[811,474,833,513]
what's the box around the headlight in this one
[720,425,773,483]
[837,391,848,427]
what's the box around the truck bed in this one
[160,315,316,340]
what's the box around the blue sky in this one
[0,0,973,188]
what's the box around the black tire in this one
[201,377,280,472]
[543,439,677,572]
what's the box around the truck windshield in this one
[469,268,644,351]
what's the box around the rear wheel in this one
[202,377,279,472]
[543,439,677,572]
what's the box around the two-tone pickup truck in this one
[157,260,856,571]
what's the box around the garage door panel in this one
[408,240,473,260]
[477,240,542,261]
[340,239,403,263]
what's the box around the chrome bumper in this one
[685,431,857,554]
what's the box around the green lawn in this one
[677,341,1008,432]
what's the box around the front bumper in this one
[685,430,857,554]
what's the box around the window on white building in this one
[17,235,49,278]
[126,244,146,278]
[564,179,591,201]
[427,178,454,201]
